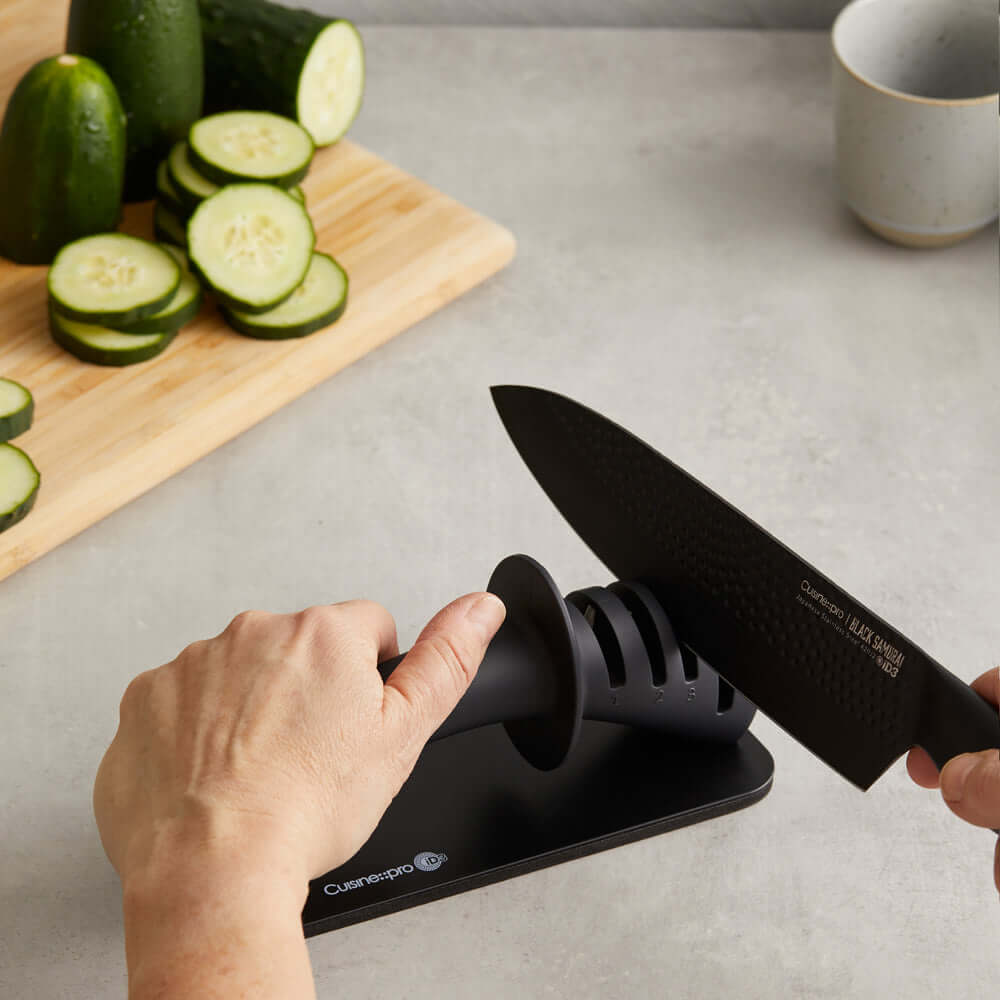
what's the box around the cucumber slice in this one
[49,306,176,366]
[118,248,202,334]
[48,234,181,325]
[221,251,347,339]
[0,378,34,442]
[156,160,189,220]
[0,442,40,534]
[167,140,219,212]
[153,202,188,249]
[188,111,314,187]
[289,185,305,205]
[187,184,314,313]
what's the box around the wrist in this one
[121,817,312,998]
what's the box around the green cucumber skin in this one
[0,444,40,534]
[49,306,177,366]
[153,203,189,248]
[187,252,308,315]
[221,295,345,340]
[0,56,126,266]
[156,163,190,220]
[119,294,199,333]
[198,0,362,144]
[188,138,311,189]
[0,398,34,443]
[166,144,216,213]
[157,188,189,222]
[67,0,204,202]
[48,237,181,325]
[118,280,202,334]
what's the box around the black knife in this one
[490,384,999,796]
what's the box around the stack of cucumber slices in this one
[48,236,202,366]
[157,109,348,340]
[46,109,349,366]
[0,377,39,535]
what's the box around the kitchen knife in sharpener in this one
[488,385,1000,800]
[377,552,755,770]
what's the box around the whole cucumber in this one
[67,0,204,202]
[0,55,125,265]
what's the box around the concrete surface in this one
[1,27,998,1000]
[300,0,850,28]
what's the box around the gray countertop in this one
[1,26,997,1000]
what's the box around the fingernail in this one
[941,754,980,804]
[466,593,506,632]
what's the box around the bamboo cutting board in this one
[0,1,516,584]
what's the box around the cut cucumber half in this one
[0,378,34,442]
[200,1,365,147]
[221,251,347,339]
[188,111,314,187]
[0,442,40,534]
[289,185,305,205]
[156,160,189,220]
[119,248,202,334]
[297,20,366,145]
[48,234,181,325]
[153,202,188,249]
[167,140,219,211]
[49,306,176,366]
[187,184,315,313]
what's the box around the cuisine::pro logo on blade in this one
[323,851,449,895]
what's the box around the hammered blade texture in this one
[493,386,937,789]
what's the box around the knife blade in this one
[490,384,999,793]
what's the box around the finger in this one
[381,592,506,753]
[939,749,1000,829]
[971,666,1000,709]
[905,668,999,789]
[323,598,400,662]
[906,746,941,788]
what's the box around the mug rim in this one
[832,0,999,107]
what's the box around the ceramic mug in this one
[832,0,999,247]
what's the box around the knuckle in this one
[182,637,207,658]
[425,632,475,694]
[226,609,268,634]
[297,604,335,632]
[119,670,153,716]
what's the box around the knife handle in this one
[918,666,1000,772]
[377,554,756,770]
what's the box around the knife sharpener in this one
[303,554,773,936]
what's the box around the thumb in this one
[381,591,506,752]
[939,749,1000,829]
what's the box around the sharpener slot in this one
[681,647,699,681]
[717,680,735,713]
[607,581,667,687]
[575,597,626,689]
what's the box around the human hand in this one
[906,666,1000,892]
[93,591,506,999]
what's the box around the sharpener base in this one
[302,722,773,936]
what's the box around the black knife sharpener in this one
[303,555,774,936]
